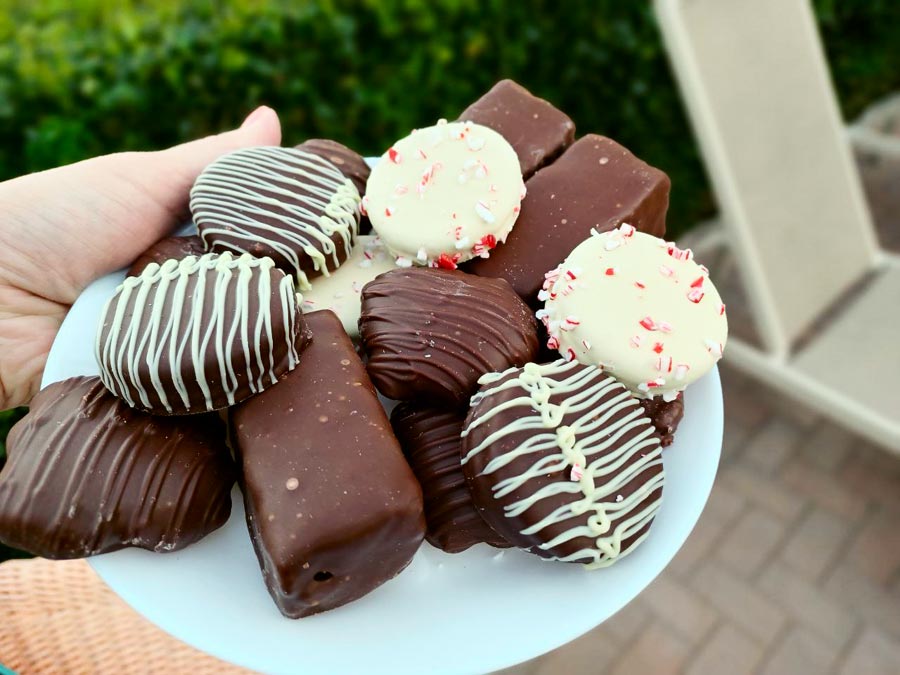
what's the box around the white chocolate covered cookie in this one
[538,225,728,399]
[300,236,396,338]
[365,121,525,269]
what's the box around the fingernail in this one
[241,106,271,129]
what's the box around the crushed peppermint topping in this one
[475,201,495,224]
[387,147,402,164]
[395,256,412,268]
[570,464,583,481]
[687,288,705,303]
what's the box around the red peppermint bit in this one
[630,335,642,348]
[570,464,583,481]
[690,276,705,288]
[388,147,402,164]
[639,316,657,331]
[652,342,664,354]
[635,280,646,289]
[360,195,369,216]
[435,253,459,270]
[565,347,577,362]
[656,356,673,373]
[674,363,690,381]
[384,206,395,217]
[687,289,705,303]
[582,339,592,350]
[605,267,617,276]
[363,250,373,260]
[658,321,674,333]
[619,223,636,237]
[547,336,560,350]
[699,264,709,275]
[566,270,577,280]
[417,148,428,160]
[659,265,674,278]
[719,303,727,316]
[512,205,520,214]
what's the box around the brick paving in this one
[499,363,900,674]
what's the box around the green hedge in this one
[0,0,898,560]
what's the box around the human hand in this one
[0,106,282,410]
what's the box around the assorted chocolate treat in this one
[190,146,361,290]
[466,134,671,303]
[462,360,665,567]
[392,403,509,554]
[0,377,235,559]
[459,79,575,179]
[0,79,728,620]
[538,225,727,399]
[365,120,525,269]
[231,311,424,618]
[359,268,539,405]
[96,252,308,415]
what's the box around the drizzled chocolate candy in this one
[461,360,665,568]
[191,146,361,289]
[128,235,206,277]
[0,377,235,559]
[231,310,425,619]
[392,403,509,554]
[359,268,539,406]
[459,79,575,178]
[97,253,308,415]
[466,134,671,303]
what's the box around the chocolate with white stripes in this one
[0,377,235,559]
[96,252,308,415]
[461,360,665,568]
[191,146,360,290]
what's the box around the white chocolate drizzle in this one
[462,360,664,569]
[96,253,300,413]
[190,146,360,291]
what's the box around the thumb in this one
[154,106,282,185]
[143,106,282,212]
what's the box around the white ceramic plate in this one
[41,192,722,674]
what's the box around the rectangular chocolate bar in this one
[466,134,670,303]
[459,79,575,178]
[231,310,425,619]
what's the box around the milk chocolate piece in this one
[462,360,665,568]
[0,377,235,559]
[466,134,671,303]
[231,310,425,619]
[391,403,509,554]
[459,79,575,178]
[359,268,539,406]
[641,394,685,447]
[97,253,308,415]
[128,235,206,277]
[191,146,361,289]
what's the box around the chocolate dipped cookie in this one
[0,377,235,559]
[365,121,524,269]
[359,268,539,406]
[461,360,665,568]
[191,146,360,289]
[96,252,308,415]
[231,310,425,619]
[392,403,508,554]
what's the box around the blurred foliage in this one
[0,1,895,235]
[0,0,899,562]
